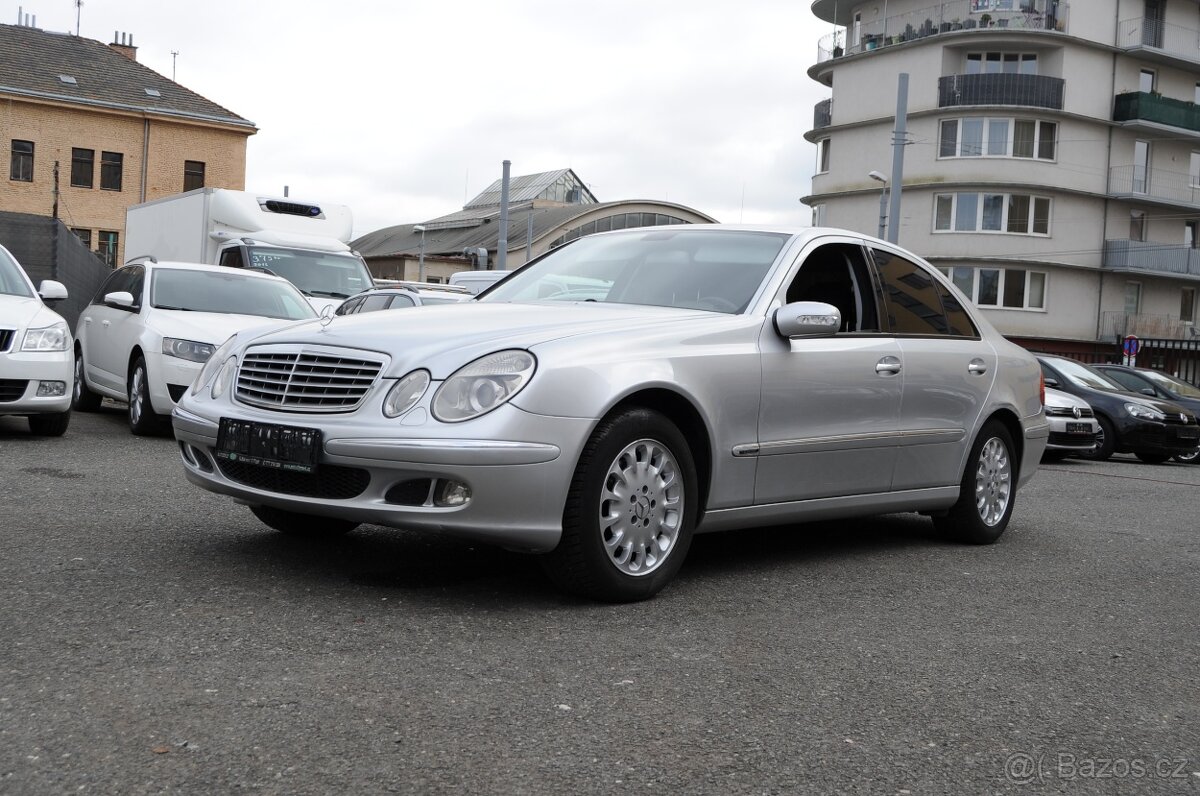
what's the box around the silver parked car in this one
[173,226,1049,601]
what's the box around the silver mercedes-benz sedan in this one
[173,226,1048,601]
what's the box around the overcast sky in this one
[11,0,835,238]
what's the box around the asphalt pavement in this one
[1,408,1198,795]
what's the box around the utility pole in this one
[52,161,60,219]
[887,73,910,244]
[497,160,511,271]
[170,50,179,81]
[75,0,83,36]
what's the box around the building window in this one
[100,151,123,191]
[965,52,1038,75]
[10,140,33,182]
[1133,140,1150,194]
[1139,69,1156,93]
[939,118,1056,160]
[812,203,827,226]
[70,148,94,188]
[1182,287,1196,323]
[1124,281,1141,315]
[71,228,92,248]
[1130,210,1146,242]
[1188,220,1200,249]
[184,160,205,191]
[934,192,1050,234]
[98,231,119,266]
[938,266,1047,310]
[816,139,831,173]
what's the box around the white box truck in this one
[124,188,374,312]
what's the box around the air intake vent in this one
[261,199,324,218]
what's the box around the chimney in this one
[109,31,138,61]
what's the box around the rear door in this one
[869,247,995,490]
[79,267,134,392]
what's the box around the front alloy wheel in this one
[127,357,164,436]
[598,438,685,576]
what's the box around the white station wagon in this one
[173,226,1048,601]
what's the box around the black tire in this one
[72,349,102,412]
[933,420,1017,545]
[540,408,698,602]
[1135,452,1170,464]
[28,411,70,437]
[127,356,166,436]
[1077,415,1115,461]
[1041,450,1068,463]
[249,504,359,537]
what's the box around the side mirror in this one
[104,291,136,309]
[37,279,68,301]
[1043,376,1059,388]
[774,301,841,339]
[1141,387,1156,397]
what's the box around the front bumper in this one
[1115,418,1200,456]
[0,348,73,415]
[171,400,593,552]
[147,351,202,415]
[1045,416,1100,451]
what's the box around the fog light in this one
[434,480,471,507]
[37,381,66,397]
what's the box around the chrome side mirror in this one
[773,301,841,339]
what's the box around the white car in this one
[1042,386,1100,460]
[0,244,73,436]
[73,260,316,435]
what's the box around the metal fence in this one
[0,211,112,330]
[1108,165,1200,207]
[1117,16,1200,62]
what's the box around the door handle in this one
[968,358,988,376]
[875,356,902,376]
[101,320,111,328]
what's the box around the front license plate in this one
[1066,422,1092,434]
[215,418,321,473]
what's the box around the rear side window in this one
[936,281,979,338]
[360,294,393,313]
[872,249,955,336]
[388,294,416,308]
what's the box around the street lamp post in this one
[868,170,889,240]
[414,224,426,282]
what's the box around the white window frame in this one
[933,192,1051,235]
[964,51,1038,75]
[938,117,1057,161]
[816,139,831,174]
[937,265,1048,310]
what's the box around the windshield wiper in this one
[306,290,351,298]
[154,304,193,311]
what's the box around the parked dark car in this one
[1036,355,1200,463]
[1095,364,1200,463]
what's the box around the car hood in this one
[150,309,302,344]
[1071,382,1194,417]
[0,294,66,332]
[230,301,723,378]
[1044,387,1090,411]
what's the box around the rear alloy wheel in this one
[28,411,71,437]
[249,505,359,538]
[72,349,102,412]
[1174,448,1200,464]
[127,356,166,436]
[541,408,697,602]
[1077,415,1115,461]
[933,420,1017,545]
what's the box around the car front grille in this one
[216,458,370,499]
[0,379,29,402]
[1046,405,1094,419]
[0,329,14,353]
[235,348,384,412]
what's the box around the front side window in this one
[184,160,205,191]
[784,243,880,333]
[934,192,1051,235]
[100,151,123,191]
[71,148,94,188]
[10,140,33,181]
[939,117,1056,160]
[939,266,1046,310]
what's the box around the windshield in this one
[1050,358,1126,391]
[481,229,790,313]
[246,247,373,299]
[150,268,318,320]
[1138,369,1200,398]
[0,247,35,299]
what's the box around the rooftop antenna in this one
[170,50,179,80]
[75,0,82,35]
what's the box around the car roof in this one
[127,260,294,285]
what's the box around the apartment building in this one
[804,0,1200,352]
[0,21,255,266]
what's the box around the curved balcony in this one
[938,73,1064,109]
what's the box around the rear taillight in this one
[1039,371,1046,407]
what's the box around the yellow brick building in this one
[0,22,255,265]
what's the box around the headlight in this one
[383,370,431,418]
[191,336,238,395]
[1125,402,1166,422]
[211,356,238,400]
[163,337,216,363]
[432,350,536,422]
[21,322,69,352]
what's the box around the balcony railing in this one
[938,73,1064,109]
[1108,165,1200,207]
[1113,91,1200,134]
[1117,17,1200,66]
[1099,309,1198,343]
[1103,239,1200,278]
[816,1,1069,63]
[814,98,832,130]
